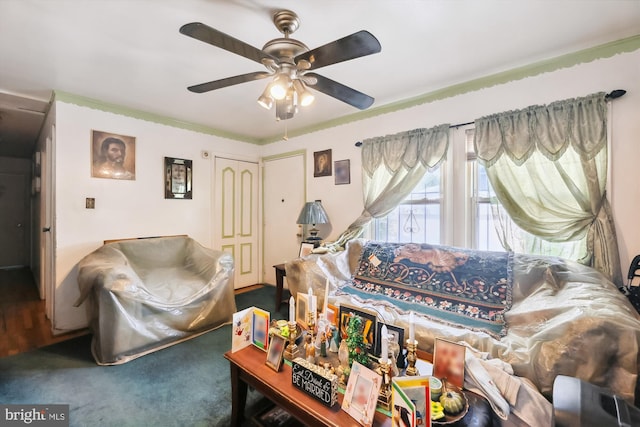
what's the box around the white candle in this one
[308,287,315,317]
[289,296,295,323]
[409,311,415,342]
[381,325,389,364]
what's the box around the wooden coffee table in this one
[225,345,392,427]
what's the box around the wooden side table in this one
[273,263,287,311]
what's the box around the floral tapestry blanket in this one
[341,242,513,338]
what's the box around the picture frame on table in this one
[342,361,382,427]
[326,304,338,327]
[334,159,350,185]
[265,334,286,372]
[433,337,466,388]
[296,293,310,328]
[338,304,377,351]
[299,242,314,258]
[373,322,405,358]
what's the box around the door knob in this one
[43,227,51,232]
[17,223,22,228]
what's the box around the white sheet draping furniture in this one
[75,236,236,365]
[286,239,640,403]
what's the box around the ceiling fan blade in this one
[180,22,278,65]
[295,30,381,71]
[306,73,374,110]
[188,72,271,93]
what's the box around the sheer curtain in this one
[474,92,622,285]
[328,124,450,250]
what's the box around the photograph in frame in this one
[251,308,270,351]
[334,159,350,185]
[165,157,193,199]
[374,322,405,358]
[338,304,376,351]
[91,130,136,180]
[342,361,382,427]
[296,292,310,329]
[299,242,314,258]
[326,304,338,327]
[265,334,286,372]
[433,337,466,388]
[313,149,332,177]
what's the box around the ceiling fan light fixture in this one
[293,80,314,107]
[270,73,291,100]
[257,92,274,110]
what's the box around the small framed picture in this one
[299,242,314,258]
[326,304,339,326]
[334,159,350,185]
[342,361,382,426]
[165,157,193,199]
[265,334,286,372]
[374,322,405,358]
[433,338,466,388]
[296,293,310,328]
[338,304,377,351]
[252,309,270,352]
[313,149,332,177]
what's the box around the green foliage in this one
[346,314,369,367]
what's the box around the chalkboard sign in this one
[291,358,338,407]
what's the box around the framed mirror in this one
[164,157,192,199]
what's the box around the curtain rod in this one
[354,89,626,147]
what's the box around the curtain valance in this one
[362,124,450,177]
[327,123,450,250]
[475,92,607,166]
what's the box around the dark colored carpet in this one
[0,286,286,427]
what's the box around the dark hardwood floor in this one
[0,267,87,358]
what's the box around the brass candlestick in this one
[376,359,392,410]
[284,320,299,361]
[405,339,419,376]
[306,311,316,342]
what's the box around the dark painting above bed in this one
[341,242,513,338]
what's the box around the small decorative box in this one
[291,357,338,407]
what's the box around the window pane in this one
[372,167,441,244]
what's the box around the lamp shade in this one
[296,200,329,225]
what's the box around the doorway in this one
[0,163,31,268]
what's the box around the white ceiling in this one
[1,0,639,157]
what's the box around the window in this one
[372,166,442,244]
[370,126,591,263]
[467,130,503,251]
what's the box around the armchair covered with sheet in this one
[75,236,236,365]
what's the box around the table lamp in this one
[297,200,329,244]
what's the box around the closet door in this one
[215,157,259,289]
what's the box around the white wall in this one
[50,49,640,332]
[262,49,640,276]
[53,102,258,331]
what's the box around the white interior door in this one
[214,157,259,289]
[263,152,305,285]
[0,171,29,268]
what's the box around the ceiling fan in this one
[179,10,381,121]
